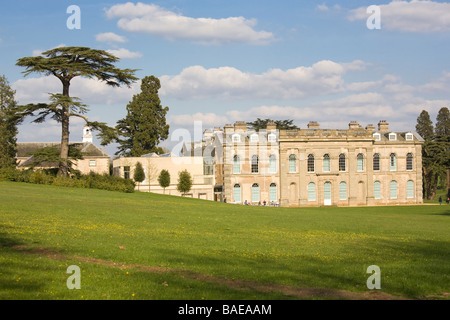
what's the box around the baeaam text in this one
[178,304,271,317]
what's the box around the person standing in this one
[439,196,443,205]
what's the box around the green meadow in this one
[0,181,448,300]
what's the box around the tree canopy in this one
[247,118,299,131]
[177,170,193,195]
[158,169,170,193]
[415,110,434,141]
[116,75,169,157]
[416,108,450,200]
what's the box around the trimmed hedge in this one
[0,168,135,193]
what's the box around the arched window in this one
[307,154,315,172]
[233,184,241,203]
[289,154,296,173]
[233,155,240,174]
[250,133,259,143]
[357,154,364,172]
[373,153,380,171]
[374,181,381,200]
[390,153,397,171]
[269,154,277,174]
[323,154,330,172]
[390,180,398,199]
[339,182,347,200]
[252,183,260,203]
[268,133,277,143]
[339,154,346,172]
[251,155,259,173]
[308,182,316,201]
[407,180,414,199]
[269,183,277,202]
[406,153,413,171]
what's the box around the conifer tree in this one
[133,162,145,191]
[0,75,23,169]
[435,107,450,137]
[16,47,137,176]
[116,76,169,157]
[415,110,434,141]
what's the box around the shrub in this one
[0,168,135,193]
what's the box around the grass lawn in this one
[0,181,449,300]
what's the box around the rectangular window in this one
[407,180,414,199]
[233,185,241,203]
[269,184,277,202]
[289,155,296,173]
[308,183,316,201]
[390,181,398,199]
[339,182,347,200]
[251,155,259,173]
[124,166,130,180]
[89,160,96,167]
[374,181,381,200]
[323,155,330,172]
[357,154,364,172]
[252,184,260,203]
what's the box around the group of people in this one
[243,200,280,207]
[438,195,450,205]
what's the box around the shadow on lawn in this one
[0,226,48,297]
[149,237,449,299]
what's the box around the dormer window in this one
[268,133,277,143]
[389,133,397,141]
[232,134,240,143]
[373,133,381,141]
[405,133,414,141]
[250,133,259,143]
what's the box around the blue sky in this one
[1,0,450,155]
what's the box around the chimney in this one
[266,121,276,131]
[378,120,389,132]
[307,121,320,129]
[348,121,360,130]
[224,124,233,133]
[365,124,376,131]
[234,121,247,132]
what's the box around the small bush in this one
[0,168,135,193]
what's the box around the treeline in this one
[415,108,450,200]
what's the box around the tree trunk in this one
[59,81,70,176]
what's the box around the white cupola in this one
[82,125,93,143]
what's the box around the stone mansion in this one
[113,119,424,207]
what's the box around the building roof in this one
[16,142,109,159]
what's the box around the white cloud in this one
[168,113,229,127]
[348,0,450,33]
[317,4,329,11]
[105,2,275,45]
[107,48,142,59]
[96,32,127,43]
[160,60,366,100]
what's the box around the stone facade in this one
[220,120,423,207]
[112,154,216,200]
